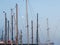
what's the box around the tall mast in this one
[3,11,7,45]
[36,13,38,45]
[47,18,50,45]
[8,20,9,41]
[31,20,33,44]
[11,9,13,41]
[26,0,29,45]
[16,3,18,45]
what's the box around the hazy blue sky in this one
[0,0,60,45]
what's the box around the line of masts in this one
[1,0,51,45]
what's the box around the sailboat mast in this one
[26,0,29,45]
[11,9,13,42]
[31,20,33,44]
[3,11,7,45]
[16,3,18,45]
[8,20,9,41]
[47,18,50,45]
[36,13,38,45]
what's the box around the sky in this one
[0,0,60,45]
